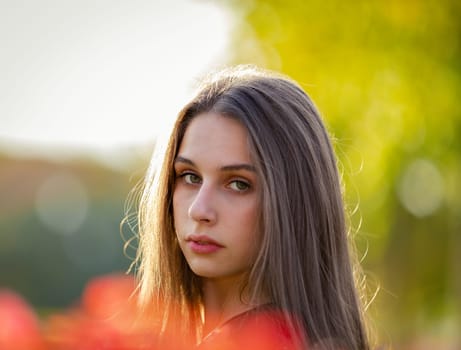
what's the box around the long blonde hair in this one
[134,65,369,349]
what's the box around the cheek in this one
[239,200,261,242]
[172,189,184,226]
[172,186,185,212]
[247,197,260,227]
[172,190,178,213]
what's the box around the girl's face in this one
[173,112,261,284]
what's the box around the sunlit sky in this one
[0,0,231,162]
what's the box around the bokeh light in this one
[397,159,444,218]
[35,171,89,235]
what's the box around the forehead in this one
[177,112,253,164]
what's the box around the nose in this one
[188,183,217,224]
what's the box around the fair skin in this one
[172,112,263,335]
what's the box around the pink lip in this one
[186,234,224,254]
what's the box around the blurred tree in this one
[218,0,461,346]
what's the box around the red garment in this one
[196,307,303,350]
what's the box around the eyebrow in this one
[174,156,256,172]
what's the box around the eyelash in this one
[177,171,251,192]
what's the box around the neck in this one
[201,276,266,336]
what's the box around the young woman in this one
[133,66,370,349]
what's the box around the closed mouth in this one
[194,240,214,245]
[186,234,223,247]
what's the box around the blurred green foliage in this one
[219,0,461,346]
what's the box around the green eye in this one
[183,173,201,184]
[229,180,250,192]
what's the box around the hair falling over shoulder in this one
[130,65,372,350]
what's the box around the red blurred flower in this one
[82,273,138,326]
[0,289,44,350]
[44,273,159,350]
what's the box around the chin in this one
[190,267,220,279]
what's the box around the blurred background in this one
[1,0,460,349]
